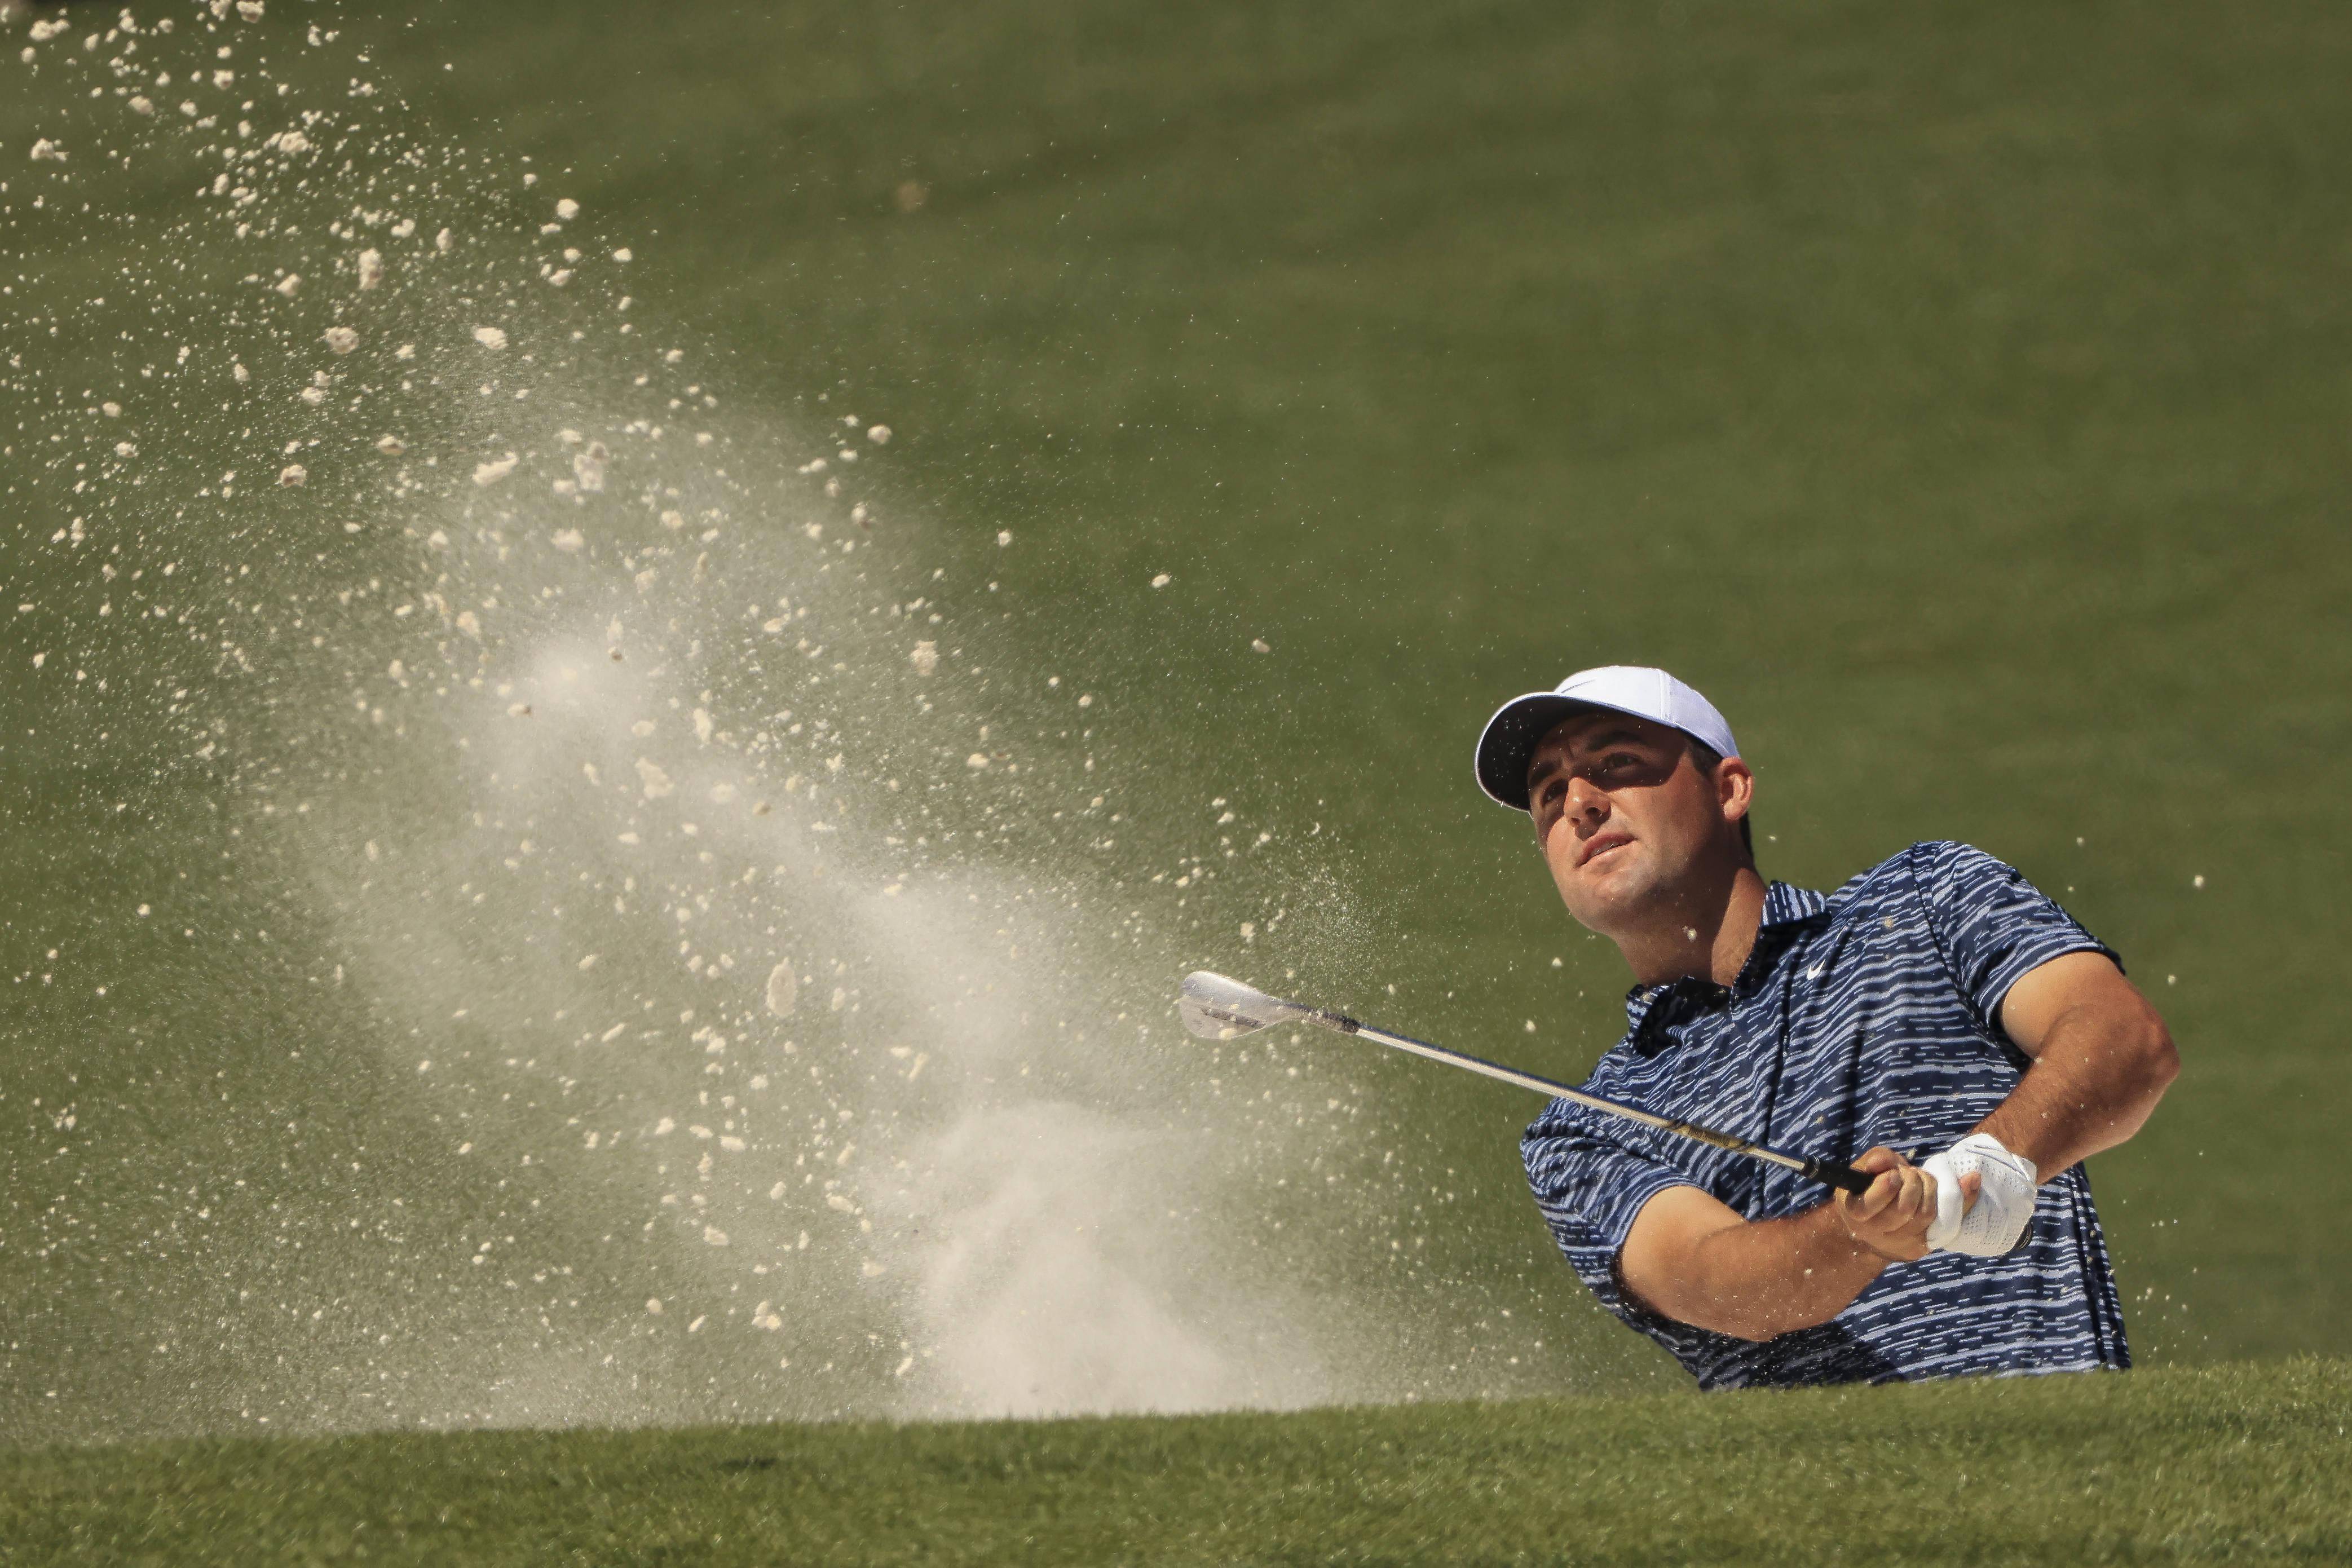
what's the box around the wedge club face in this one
[1178,970,1303,1040]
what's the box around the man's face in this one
[1526,711,1745,934]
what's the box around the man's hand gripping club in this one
[1837,1134,2038,1261]
[1836,1147,1978,1261]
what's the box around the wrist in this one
[1847,1229,1913,1265]
[1966,1122,2044,1183]
[1824,1202,1905,1267]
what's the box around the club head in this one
[1177,970,1301,1040]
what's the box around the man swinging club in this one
[1477,666,2178,1386]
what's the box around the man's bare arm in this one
[1618,1149,1976,1341]
[1978,951,2178,1181]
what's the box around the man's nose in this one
[1564,775,1610,825]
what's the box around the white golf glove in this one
[1921,1133,2038,1257]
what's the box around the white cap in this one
[1473,665,1738,810]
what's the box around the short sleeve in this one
[1910,842,2119,1033]
[1521,1101,1697,1328]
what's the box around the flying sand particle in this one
[472,453,518,487]
[910,641,939,676]
[471,325,508,351]
[356,249,383,290]
[277,464,307,487]
[321,326,359,354]
[765,961,798,1018]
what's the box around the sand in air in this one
[0,1,1472,1445]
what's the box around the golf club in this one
[1178,970,1873,1195]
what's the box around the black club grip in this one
[1803,1158,1874,1196]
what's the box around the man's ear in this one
[1716,756,1755,825]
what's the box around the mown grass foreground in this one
[4,1359,2345,1566]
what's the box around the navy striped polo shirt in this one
[1523,842,2132,1388]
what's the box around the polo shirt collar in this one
[1621,880,1828,1038]
[1760,879,1829,928]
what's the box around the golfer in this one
[1478,666,2178,1386]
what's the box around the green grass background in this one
[3,0,2350,1547]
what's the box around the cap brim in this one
[1473,693,1590,811]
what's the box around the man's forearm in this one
[1621,1148,1950,1341]
[1978,999,2178,1181]
[1673,1203,1888,1342]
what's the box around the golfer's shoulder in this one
[1822,841,2029,917]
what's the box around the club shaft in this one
[1308,1011,1870,1196]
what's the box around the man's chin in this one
[1584,847,1683,914]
